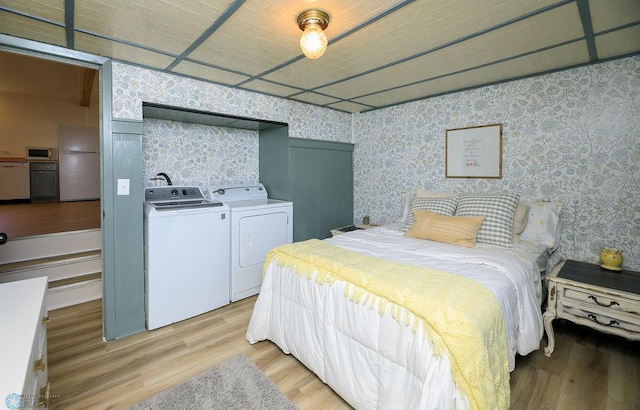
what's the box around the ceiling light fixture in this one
[297,10,330,59]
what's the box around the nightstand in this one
[330,223,378,237]
[543,260,640,356]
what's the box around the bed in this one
[246,193,562,409]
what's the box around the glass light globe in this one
[300,23,327,59]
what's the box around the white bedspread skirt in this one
[246,263,470,410]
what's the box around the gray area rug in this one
[128,355,298,410]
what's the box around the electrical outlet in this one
[117,178,130,195]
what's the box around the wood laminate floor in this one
[47,298,640,410]
[0,200,100,239]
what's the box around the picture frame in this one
[445,123,502,178]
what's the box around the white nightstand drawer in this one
[563,287,640,316]
[560,301,640,334]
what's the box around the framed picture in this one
[445,123,502,178]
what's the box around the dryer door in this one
[238,212,290,267]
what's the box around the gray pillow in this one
[401,196,458,232]
[455,193,520,247]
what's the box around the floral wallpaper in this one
[142,118,258,193]
[112,63,351,143]
[353,56,640,271]
[112,57,639,271]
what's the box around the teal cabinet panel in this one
[318,148,353,239]
[289,146,320,241]
[260,132,354,242]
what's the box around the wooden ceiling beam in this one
[80,68,95,107]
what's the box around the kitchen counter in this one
[0,157,58,163]
[0,156,28,162]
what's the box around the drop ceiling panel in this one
[589,0,640,32]
[289,92,341,106]
[75,32,176,69]
[595,25,640,59]
[262,0,561,89]
[187,0,400,76]
[0,0,638,114]
[353,41,590,108]
[171,60,250,85]
[0,0,65,24]
[74,0,233,55]
[316,3,583,100]
[0,11,67,47]
[240,79,303,97]
[327,100,372,113]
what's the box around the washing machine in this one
[144,186,230,330]
[209,184,293,302]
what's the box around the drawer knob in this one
[588,295,619,307]
[587,314,620,327]
[33,356,46,372]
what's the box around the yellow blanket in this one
[265,239,509,410]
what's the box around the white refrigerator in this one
[58,125,100,202]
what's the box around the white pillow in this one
[520,201,563,250]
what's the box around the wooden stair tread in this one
[48,272,102,289]
[0,250,101,274]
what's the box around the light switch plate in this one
[117,178,130,195]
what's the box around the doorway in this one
[0,52,101,239]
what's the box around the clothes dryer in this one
[209,184,293,302]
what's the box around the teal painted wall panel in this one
[260,133,354,242]
[104,120,145,339]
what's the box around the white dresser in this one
[0,277,49,408]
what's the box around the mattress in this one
[247,226,544,409]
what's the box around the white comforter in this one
[246,227,544,409]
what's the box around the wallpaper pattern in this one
[112,57,639,271]
[142,119,258,191]
[353,56,640,270]
[112,63,351,143]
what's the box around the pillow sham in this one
[401,196,458,232]
[400,188,458,224]
[520,201,563,249]
[512,202,531,243]
[405,210,485,248]
[455,193,520,247]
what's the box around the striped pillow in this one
[405,210,485,248]
[455,193,520,247]
[401,196,458,232]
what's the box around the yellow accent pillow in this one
[405,209,485,248]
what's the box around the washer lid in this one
[209,183,268,201]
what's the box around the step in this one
[0,228,101,265]
[0,250,102,284]
[47,273,102,311]
[48,272,102,289]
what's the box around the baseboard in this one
[47,278,102,311]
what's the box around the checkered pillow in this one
[401,196,458,232]
[455,193,520,247]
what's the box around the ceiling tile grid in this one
[0,0,638,113]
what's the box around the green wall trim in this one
[112,119,143,134]
[289,137,354,152]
